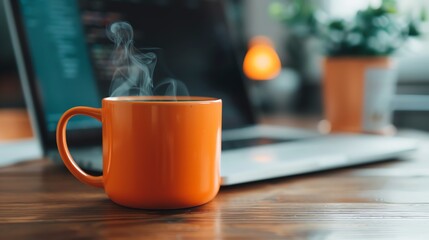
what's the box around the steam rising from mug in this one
[107,22,188,97]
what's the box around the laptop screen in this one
[12,0,255,149]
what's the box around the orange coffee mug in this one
[56,96,222,209]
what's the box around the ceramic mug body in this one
[57,96,222,209]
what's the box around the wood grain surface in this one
[1,130,429,239]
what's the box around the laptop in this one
[5,0,417,185]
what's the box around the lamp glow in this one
[243,36,281,80]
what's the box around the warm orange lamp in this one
[243,36,281,80]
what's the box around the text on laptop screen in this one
[18,0,254,133]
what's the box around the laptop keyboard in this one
[222,137,296,151]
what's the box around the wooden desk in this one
[1,112,429,239]
[0,136,428,239]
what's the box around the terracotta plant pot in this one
[323,57,396,134]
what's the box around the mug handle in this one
[56,107,104,188]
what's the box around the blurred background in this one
[1,0,429,130]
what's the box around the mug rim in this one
[103,96,221,103]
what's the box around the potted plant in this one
[320,1,424,134]
[270,0,425,133]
